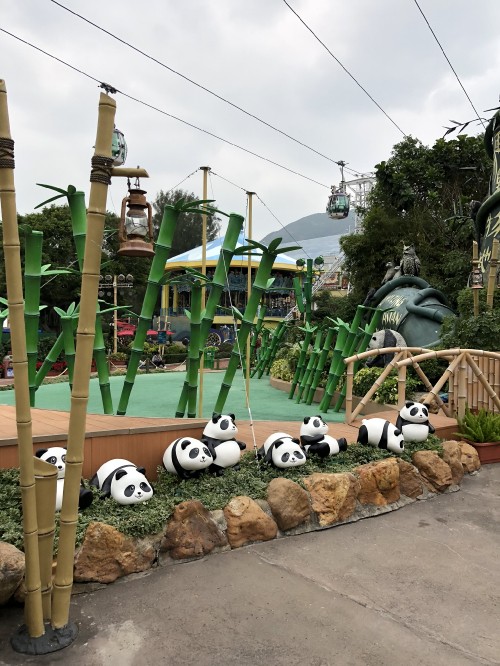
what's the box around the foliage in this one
[165,342,187,357]
[270,358,295,382]
[440,310,500,351]
[353,366,420,404]
[455,407,500,443]
[311,290,358,324]
[216,342,233,358]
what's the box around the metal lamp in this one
[111,127,127,166]
[470,267,484,289]
[118,180,155,257]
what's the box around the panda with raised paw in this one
[396,400,435,443]
[36,446,93,511]
[90,459,153,505]
[258,432,307,469]
[300,415,348,459]
[163,437,213,480]
[356,418,404,454]
[201,413,246,475]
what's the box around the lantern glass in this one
[125,208,148,238]
[112,128,127,166]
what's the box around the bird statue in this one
[400,244,421,277]
[381,261,400,284]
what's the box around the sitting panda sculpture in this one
[90,459,153,505]
[300,416,347,459]
[163,437,213,480]
[356,418,404,454]
[201,413,246,475]
[366,329,407,368]
[258,432,306,469]
[396,400,435,442]
[36,446,93,511]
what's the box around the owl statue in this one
[400,244,421,277]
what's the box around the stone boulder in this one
[266,478,311,531]
[458,441,481,473]
[303,473,359,527]
[74,522,155,584]
[355,458,400,506]
[223,496,278,548]
[396,459,425,498]
[0,542,25,605]
[441,440,465,485]
[160,500,227,560]
[411,451,452,493]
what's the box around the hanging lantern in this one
[470,267,484,289]
[118,181,155,258]
[111,127,127,166]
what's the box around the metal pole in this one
[113,275,118,354]
[245,192,255,405]
[198,166,210,418]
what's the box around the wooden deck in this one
[0,405,459,480]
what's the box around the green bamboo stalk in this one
[93,309,113,414]
[23,229,43,406]
[250,303,267,364]
[319,322,350,411]
[296,327,323,403]
[306,322,336,404]
[251,325,270,377]
[214,238,299,413]
[292,276,305,315]
[186,282,202,418]
[55,308,77,389]
[288,322,317,399]
[256,320,286,378]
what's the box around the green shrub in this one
[455,407,500,443]
[165,342,187,357]
[353,367,420,405]
[440,310,500,351]
[270,358,294,382]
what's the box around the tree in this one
[152,188,221,257]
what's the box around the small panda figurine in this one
[356,418,404,454]
[163,437,213,480]
[300,415,348,459]
[36,446,93,511]
[90,458,153,505]
[396,400,435,442]
[258,432,307,469]
[201,413,246,475]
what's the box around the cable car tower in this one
[326,160,350,220]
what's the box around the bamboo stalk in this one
[397,349,408,409]
[464,352,500,411]
[60,316,76,388]
[52,92,116,629]
[34,457,57,620]
[250,303,267,365]
[296,327,323,403]
[318,323,349,412]
[264,321,287,375]
[306,324,336,405]
[345,359,354,423]
[23,229,44,406]
[457,351,468,420]
[187,283,202,418]
[288,323,316,399]
[410,356,451,417]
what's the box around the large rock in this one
[441,441,465,485]
[160,500,227,560]
[458,441,481,473]
[223,496,278,548]
[0,542,25,605]
[267,478,311,531]
[303,473,359,527]
[411,451,453,493]
[355,458,400,506]
[396,459,425,498]
[74,522,155,584]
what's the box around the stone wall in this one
[0,441,481,602]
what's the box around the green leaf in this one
[53,306,66,318]
[184,310,192,320]
[268,237,283,254]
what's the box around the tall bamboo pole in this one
[23,229,44,406]
[198,166,210,418]
[52,92,116,629]
[245,191,254,405]
[0,79,45,638]
[187,280,203,418]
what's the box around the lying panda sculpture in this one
[36,446,93,511]
[163,437,213,480]
[366,329,407,368]
[90,459,153,505]
[258,432,306,469]
[356,418,404,454]
[396,400,435,442]
[300,415,348,459]
[201,413,246,475]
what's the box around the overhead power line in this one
[412,0,486,130]
[0,28,333,189]
[48,0,362,177]
[282,0,408,138]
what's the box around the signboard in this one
[157,331,167,344]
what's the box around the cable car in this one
[326,188,349,219]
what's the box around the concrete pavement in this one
[1,465,499,666]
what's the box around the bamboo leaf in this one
[34,193,67,209]
[0,297,8,306]
[36,183,69,195]
[268,237,283,253]
[184,310,192,320]
[231,306,243,321]
[266,278,276,290]
[274,245,302,254]
[53,306,66,317]
[67,302,76,315]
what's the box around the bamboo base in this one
[11,621,78,655]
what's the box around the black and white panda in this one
[299,416,347,458]
[396,400,435,442]
[163,437,213,480]
[366,329,407,368]
[201,413,246,475]
[258,432,307,469]
[90,458,153,505]
[36,446,93,511]
[356,418,404,454]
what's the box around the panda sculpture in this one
[201,413,246,475]
[258,432,306,469]
[90,458,153,505]
[366,329,407,368]
[396,400,435,442]
[36,446,93,511]
[300,416,347,459]
[163,437,213,480]
[356,418,404,454]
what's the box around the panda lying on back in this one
[201,413,246,475]
[300,415,347,459]
[396,400,435,442]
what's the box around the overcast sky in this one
[2,0,499,241]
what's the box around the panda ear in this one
[180,439,192,450]
[229,413,235,422]
[394,428,401,436]
[136,466,146,475]
[405,400,414,408]
[303,417,310,424]
[115,469,128,480]
[35,448,48,458]
[291,437,301,445]
[211,413,220,424]
[273,439,284,449]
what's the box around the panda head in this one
[176,437,213,470]
[387,428,405,455]
[400,400,429,423]
[273,438,306,468]
[36,447,66,479]
[203,413,238,441]
[110,467,153,505]
[300,415,328,438]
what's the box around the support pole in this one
[198,166,210,418]
[113,275,118,355]
[245,192,255,406]
[472,241,479,317]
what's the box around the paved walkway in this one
[1,465,499,666]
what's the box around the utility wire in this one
[282,0,408,137]
[412,0,486,129]
[0,28,331,189]
[49,0,362,177]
